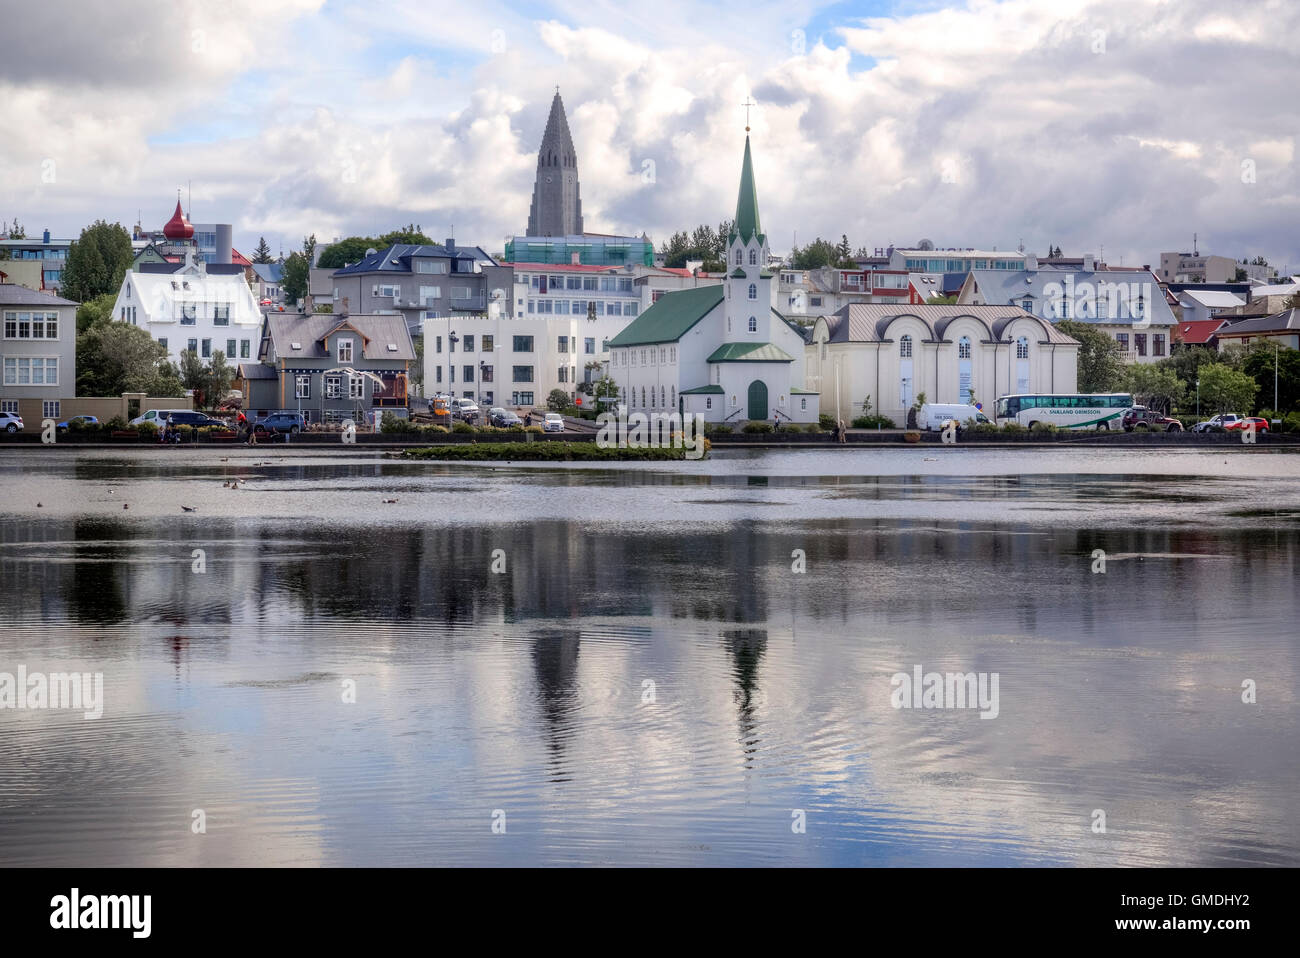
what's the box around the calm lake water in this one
[2,446,1298,866]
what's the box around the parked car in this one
[1122,406,1183,432]
[490,408,522,428]
[452,399,480,422]
[130,408,192,427]
[1193,413,1242,432]
[0,411,24,433]
[1226,417,1269,434]
[253,412,306,435]
[918,403,990,431]
[56,415,100,431]
[543,413,565,433]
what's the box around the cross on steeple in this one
[741,97,756,132]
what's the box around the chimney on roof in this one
[1082,253,1095,271]
[445,238,455,252]
[43,229,50,244]
[340,296,349,317]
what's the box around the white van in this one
[919,403,990,431]
[129,408,191,427]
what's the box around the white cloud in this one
[0,0,1297,271]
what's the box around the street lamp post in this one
[1196,377,1200,420]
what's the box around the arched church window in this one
[1016,336,1029,359]
[749,249,757,265]
[748,284,757,300]
[748,316,757,332]
[900,335,913,358]
[958,336,971,359]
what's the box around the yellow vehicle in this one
[431,397,452,424]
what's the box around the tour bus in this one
[993,393,1134,430]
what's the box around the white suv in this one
[0,411,24,433]
[1194,413,1242,432]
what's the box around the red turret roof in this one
[163,199,194,240]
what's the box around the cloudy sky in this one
[1,0,1296,272]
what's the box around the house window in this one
[481,365,493,383]
[585,337,595,354]
[326,375,342,399]
[3,311,58,339]
[1022,299,1032,311]
[513,335,533,352]
[558,336,568,353]
[463,335,474,352]
[705,397,712,410]
[338,339,353,362]
[748,283,757,300]
[0,400,17,414]
[661,386,666,407]
[559,366,568,383]
[158,337,168,351]
[810,296,822,307]
[187,338,198,354]
[512,365,534,382]
[349,374,364,399]
[4,357,58,385]
[1135,333,1147,357]
[748,315,757,333]
[435,336,442,353]
[1153,334,1166,357]
[641,387,646,407]
[181,306,197,325]
[201,338,211,358]
[241,340,250,359]
[226,339,237,358]
[511,391,534,406]
[296,375,311,399]
[214,306,230,325]
[482,335,494,352]
[1015,336,1028,359]
[1116,333,1129,351]
[43,400,60,419]
[463,365,475,382]
[899,335,913,358]
[800,398,807,411]
[958,336,971,359]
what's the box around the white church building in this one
[607,136,818,424]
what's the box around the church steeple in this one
[526,90,584,237]
[731,136,763,245]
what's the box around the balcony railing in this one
[450,295,486,310]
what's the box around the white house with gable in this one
[110,253,263,365]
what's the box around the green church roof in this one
[706,342,794,363]
[680,384,724,395]
[606,284,723,346]
[730,136,764,245]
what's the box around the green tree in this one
[789,237,840,270]
[1057,319,1125,391]
[61,220,133,303]
[1242,344,1300,414]
[75,292,117,335]
[546,388,570,412]
[280,251,310,307]
[7,218,24,239]
[317,237,378,270]
[378,224,432,247]
[208,351,234,407]
[179,349,207,400]
[1158,344,1218,388]
[836,234,853,267]
[593,374,619,407]
[252,237,274,264]
[926,294,957,305]
[1124,363,1185,414]
[1198,363,1258,415]
[77,321,182,396]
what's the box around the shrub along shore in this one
[400,441,702,461]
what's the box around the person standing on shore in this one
[838,418,847,444]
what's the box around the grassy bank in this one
[401,441,703,461]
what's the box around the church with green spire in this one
[606,135,819,424]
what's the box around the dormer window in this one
[338,339,353,362]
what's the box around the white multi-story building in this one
[110,253,263,365]
[425,262,721,409]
